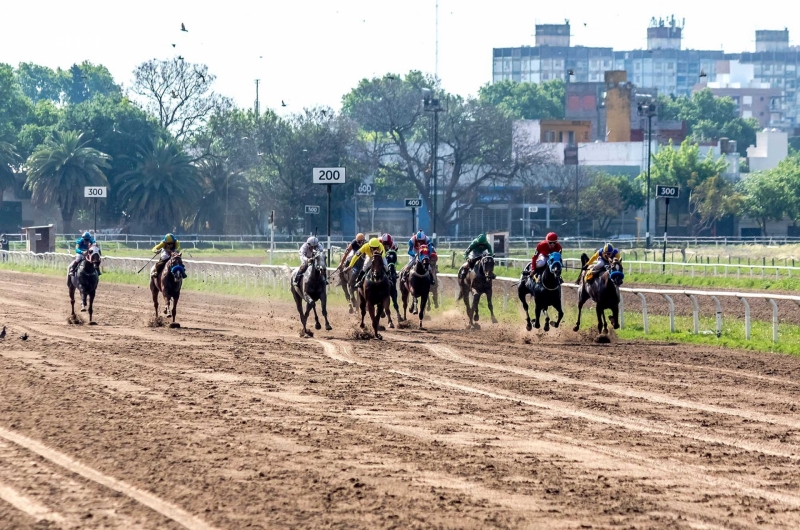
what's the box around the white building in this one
[746,129,789,172]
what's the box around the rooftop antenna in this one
[435,0,439,81]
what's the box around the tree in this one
[642,139,732,236]
[656,89,758,155]
[190,157,252,233]
[580,173,645,234]
[130,59,230,143]
[0,63,33,144]
[115,138,201,231]
[0,141,20,191]
[738,169,790,235]
[478,79,565,120]
[14,63,65,103]
[24,130,111,233]
[343,72,552,233]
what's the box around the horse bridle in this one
[539,255,562,291]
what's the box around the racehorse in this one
[150,251,185,327]
[400,253,432,329]
[68,251,100,324]
[573,254,625,335]
[457,253,497,328]
[358,248,394,339]
[426,252,440,311]
[517,251,564,332]
[290,249,331,337]
[386,249,403,322]
[338,251,363,314]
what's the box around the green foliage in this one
[190,157,253,233]
[14,63,66,103]
[0,141,20,191]
[580,173,645,233]
[738,157,800,234]
[656,89,757,155]
[116,138,201,231]
[0,63,33,144]
[24,130,111,232]
[477,79,565,120]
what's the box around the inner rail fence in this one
[2,251,798,344]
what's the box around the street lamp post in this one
[637,101,657,248]
[422,88,444,244]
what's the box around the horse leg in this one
[311,303,321,330]
[472,292,481,323]
[368,302,381,340]
[418,293,428,330]
[170,295,179,324]
[611,304,620,330]
[461,285,473,325]
[321,292,332,331]
[518,284,532,331]
[596,306,605,334]
[359,289,367,329]
[433,284,439,309]
[87,291,95,324]
[533,300,542,330]
[69,282,76,316]
[150,281,159,319]
[384,297,394,329]
[401,286,409,321]
[411,295,418,315]
[391,287,403,322]
[543,308,551,332]
[573,288,588,332]
[553,296,564,329]
[486,288,498,324]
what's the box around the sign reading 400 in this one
[312,167,346,184]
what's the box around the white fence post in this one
[767,298,778,344]
[739,297,751,340]
[662,294,675,332]
[687,294,699,334]
[710,296,722,338]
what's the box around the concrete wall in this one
[747,129,789,172]
[604,71,632,142]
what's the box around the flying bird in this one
[178,55,184,61]
[281,100,287,107]
[0,326,6,339]
[181,23,188,32]
[171,90,179,98]
[20,332,28,341]
[699,69,707,78]
[567,69,575,76]
[172,43,176,48]
[583,23,587,26]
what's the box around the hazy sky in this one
[2,0,798,114]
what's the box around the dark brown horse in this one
[68,251,100,324]
[291,249,331,337]
[400,254,432,329]
[338,252,363,314]
[457,253,497,328]
[358,249,393,339]
[150,251,185,328]
[426,253,440,311]
[573,254,624,335]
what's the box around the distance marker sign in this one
[655,185,680,199]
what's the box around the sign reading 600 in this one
[312,167,346,184]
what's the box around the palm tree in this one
[190,157,252,233]
[0,141,21,193]
[116,138,201,231]
[25,131,111,233]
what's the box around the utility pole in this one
[638,100,657,248]
[422,89,444,244]
[254,79,260,118]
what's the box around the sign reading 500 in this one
[312,167,346,184]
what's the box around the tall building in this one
[492,18,800,126]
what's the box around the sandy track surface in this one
[1,270,799,529]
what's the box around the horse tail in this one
[580,253,589,267]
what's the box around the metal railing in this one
[3,251,798,344]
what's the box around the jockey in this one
[380,233,397,252]
[414,244,436,284]
[68,231,96,275]
[337,233,366,270]
[294,236,326,286]
[458,233,496,280]
[584,243,621,282]
[403,230,434,274]
[523,232,563,284]
[349,237,386,288]
[150,233,182,278]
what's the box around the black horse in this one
[400,254,432,329]
[358,249,394,339]
[457,253,497,328]
[573,254,625,335]
[291,250,332,337]
[518,251,564,332]
[386,249,403,323]
[150,251,185,327]
[68,251,101,324]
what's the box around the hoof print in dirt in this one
[299,329,314,338]
[595,335,611,344]
[148,316,167,328]
[398,320,411,329]
[522,337,532,344]
[349,329,373,341]
[169,323,181,329]
[67,314,84,325]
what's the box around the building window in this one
[743,95,753,105]
[581,95,596,110]
[568,131,575,145]
[584,131,589,141]
[634,62,641,71]
[567,95,581,111]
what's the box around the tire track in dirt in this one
[0,426,217,530]
[423,344,800,430]
[0,479,65,525]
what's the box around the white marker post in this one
[84,186,107,233]
[312,168,346,266]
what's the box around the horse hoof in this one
[473,314,480,322]
[349,307,354,314]
[526,322,532,331]
[325,325,332,331]
[375,333,383,340]
[169,323,181,329]
[544,323,550,332]
[315,322,322,330]
[613,323,620,330]
[491,317,498,324]
[378,325,386,332]
[572,325,580,332]
[89,321,98,326]
[389,322,395,329]
[80,308,86,312]
[552,322,560,329]
[360,323,365,329]
[534,322,540,329]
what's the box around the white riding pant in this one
[160,249,171,260]
[535,255,547,268]
[363,256,388,272]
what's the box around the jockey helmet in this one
[601,243,614,255]
[82,231,92,240]
[418,244,429,255]
[415,230,425,240]
[307,236,319,246]
[477,233,488,244]
[356,233,366,242]
[380,233,394,248]
[163,233,176,243]
[546,232,558,242]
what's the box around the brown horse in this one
[426,253,440,311]
[150,251,185,328]
[574,254,624,335]
[68,251,101,324]
[457,253,497,328]
[358,248,393,339]
[400,254,432,329]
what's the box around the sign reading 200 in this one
[312,167,346,184]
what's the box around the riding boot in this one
[354,269,366,288]
[429,271,435,285]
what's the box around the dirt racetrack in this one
[2,270,800,529]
